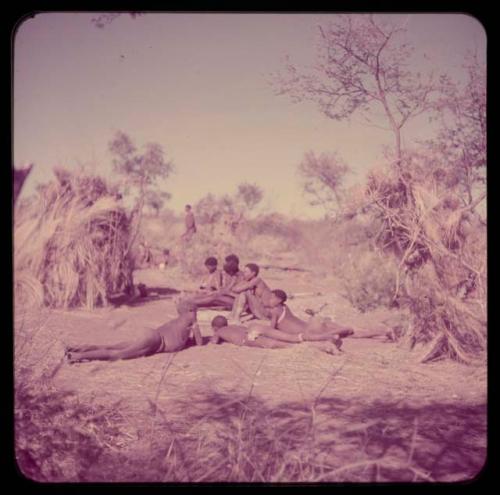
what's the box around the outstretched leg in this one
[67,330,161,363]
[246,336,339,355]
[230,292,248,321]
[66,341,131,353]
[185,293,234,310]
[247,323,303,343]
[305,318,354,339]
[245,336,292,349]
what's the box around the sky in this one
[13,13,486,219]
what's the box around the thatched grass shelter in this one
[14,169,133,310]
[361,152,486,363]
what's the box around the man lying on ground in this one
[65,301,202,363]
[229,263,274,322]
[210,315,339,354]
[246,289,354,349]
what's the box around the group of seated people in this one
[64,254,354,363]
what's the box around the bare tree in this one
[236,182,263,211]
[274,14,486,362]
[299,151,350,213]
[194,184,264,235]
[144,189,171,216]
[194,193,235,226]
[274,14,448,167]
[108,131,173,252]
[428,52,486,210]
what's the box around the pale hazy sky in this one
[13,13,486,218]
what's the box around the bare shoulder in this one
[269,305,282,317]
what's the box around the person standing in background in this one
[181,204,196,242]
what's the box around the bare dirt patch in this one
[15,267,487,482]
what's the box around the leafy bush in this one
[336,247,398,312]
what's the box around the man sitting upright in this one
[184,255,244,310]
[229,263,273,322]
[198,256,223,293]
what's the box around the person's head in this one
[243,263,259,281]
[204,256,218,273]
[269,289,287,307]
[225,254,239,266]
[185,204,192,212]
[163,248,170,256]
[176,299,197,317]
[211,315,228,330]
[223,260,239,276]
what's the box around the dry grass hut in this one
[362,153,486,363]
[14,168,133,310]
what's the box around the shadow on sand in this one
[138,391,487,483]
[107,287,181,308]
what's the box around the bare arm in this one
[215,271,223,290]
[248,323,302,343]
[269,307,280,329]
[191,323,203,346]
[218,275,238,296]
[231,277,259,294]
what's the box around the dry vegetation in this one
[360,152,487,363]
[14,169,133,310]
[13,14,486,483]
[13,165,486,482]
[14,301,486,482]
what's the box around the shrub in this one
[336,247,398,312]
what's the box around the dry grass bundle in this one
[362,152,486,363]
[14,169,133,310]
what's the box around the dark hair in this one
[185,204,192,209]
[272,289,287,303]
[204,256,218,267]
[163,249,170,255]
[211,315,228,329]
[223,261,239,276]
[225,254,239,265]
[245,263,260,276]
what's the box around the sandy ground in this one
[14,266,487,482]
